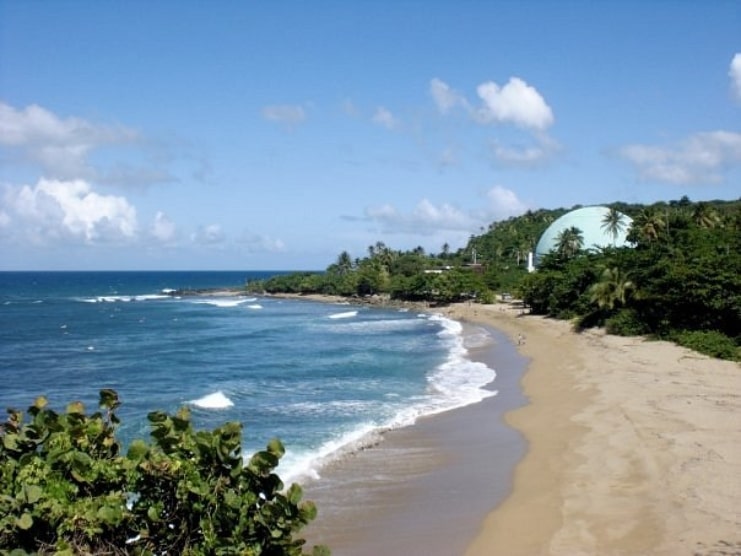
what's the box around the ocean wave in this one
[191,298,249,308]
[328,310,358,319]
[79,294,171,303]
[190,391,234,409]
[277,313,497,484]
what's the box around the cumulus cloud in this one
[484,185,528,220]
[430,78,468,114]
[372,107,399,130]
[619,130,741,184]
[236,231,286,253]
[261,104,307,126]
[475,78,554,130]
[3,178,138,244]
[191,224,226,246]
[489,132,560,166]
[150,211,177,243]
[364,199,475,235]
[0,102,138,180]
[730,53,741,101]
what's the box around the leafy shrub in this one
[605,308,650,337]
[0,390,329,555]
[671,330,739,361]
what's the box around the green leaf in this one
[147,505,161,522]
[16,512,33,530]
[66,401,85,415]
[97,504,123,525]
[127,439,149,460]
[24,484,43,504]
[266,437,285,458]
[99,389,120,410]
[3,433,18,450]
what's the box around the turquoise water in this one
[0,271,496,482]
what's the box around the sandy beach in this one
[452,302,741,556]
[276,294,740,555]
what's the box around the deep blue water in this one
[0,271,496,481]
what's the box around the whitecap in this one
[190,391,234,409]
[192,299,248,308]
[328,310,358,319]
[247,304,263,309]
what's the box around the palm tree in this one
[335,251,353,275]
[589,267,637,311]
[691,202,721,229]
[555,226,584,258]
[601,207,628,245]
[631,208,665,243]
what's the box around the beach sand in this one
[302,322,529,555]
[290,294,740,555]
[452,302,741,556]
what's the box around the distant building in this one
[534,206,633,267]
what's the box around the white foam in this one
[247,304,263,309]
[278,313,498,484]
[190,391,234,409]
[192,298,248,308]
[80,294,170,303]
[328,310,358,319]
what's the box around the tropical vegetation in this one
[0,390,328,555]
[246,197,740,361]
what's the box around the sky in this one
[1,1,740,271]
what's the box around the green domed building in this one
[534,206,633,267]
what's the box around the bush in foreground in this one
[0,390,329,555]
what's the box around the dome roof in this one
[534,206,633,265]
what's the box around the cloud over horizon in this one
[619,130,741,185]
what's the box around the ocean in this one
[0,271,497,484]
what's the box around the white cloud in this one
[191,224,225,246]
[261,105,307,126]
[730,53,741,101]
[619,130,741,184]
[236,232,286,253]
[430,78,468,114]
[150,211,177,243]
[489,132,560,166]
[372,107,399,130]
[3,178,138,244]
[475,77,554,130]
[0,102,138,180]
[484,185,528,220]
[365,199,475,235]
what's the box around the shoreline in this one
[450,302,741,556]
[289,294,740,555]
[301,319,529,555]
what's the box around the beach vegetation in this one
[246,197,740,360]
[0,390,328,555]
[671,330,739,361]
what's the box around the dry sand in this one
[449,302,741,556]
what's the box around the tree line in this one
[247,197,740,360]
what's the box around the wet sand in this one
[302,323,529,555]
[295,296,740,555]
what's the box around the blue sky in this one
[1,1,739,270]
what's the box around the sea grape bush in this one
[0,390,329,555]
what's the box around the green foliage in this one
[604,308,650,336]
[0,391,328,555]
[671,330,739,361]
[248,197,740,360]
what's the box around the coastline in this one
[283,293,740,555]
[450,302,741,556]
[301,318,529,555]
